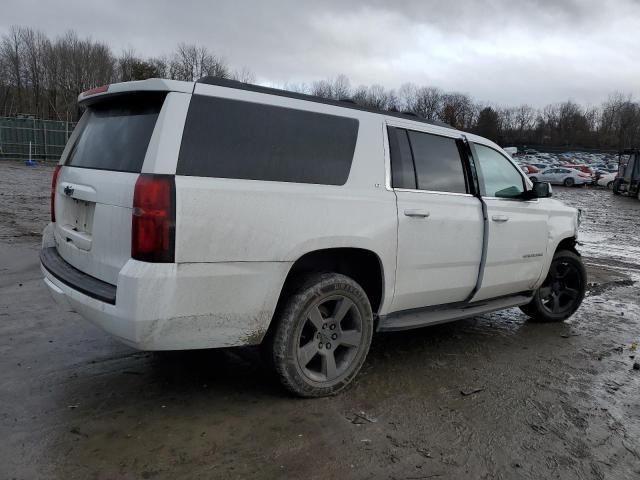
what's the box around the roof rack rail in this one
[196,77,453,129]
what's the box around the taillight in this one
[51,165,62,223]
[131,175,175,263]
[80,85,109,97]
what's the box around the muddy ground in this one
[1,161,639,480]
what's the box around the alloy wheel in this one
[538,259,582,316]
[295,295,363,383]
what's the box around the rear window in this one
[177,95,359,185]
[65,93,165,172]
[407,130,468,194]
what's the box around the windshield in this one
[66,92,166,172]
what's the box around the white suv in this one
[41,78,586,397]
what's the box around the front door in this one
[387,126,483,312]
[471,143,549,301]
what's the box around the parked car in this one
[529,167,592,187]
[41,78,586,397]
[527,163,550,170]
[521,165,540,174]
[563,164,594,176]
[596,172,617,189]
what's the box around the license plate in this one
[62,198,95,235]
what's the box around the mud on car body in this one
[41,78,586,397]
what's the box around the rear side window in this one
[66,93,165,172]
[407,131,468,193]
[177,95,359,185]
[388,127,416,189]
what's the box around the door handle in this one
[404,209,430,218]
[492,215,509,222]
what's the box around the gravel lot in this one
[1,162,639,480]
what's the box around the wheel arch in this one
[556,236,579,256]
[263,247,386,344]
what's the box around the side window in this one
[388,127,416,189]
[407,131,468,193]
[474,144,525,198]
[177,95,359,185]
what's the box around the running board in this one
[377,294,533,332]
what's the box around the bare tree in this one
[169,43,228,81]
[231,67,255,84]
[0,26,25,114]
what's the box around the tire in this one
[563,177,575,187]
[267,273,374,397]
[612,179,621,195]
[606,181,613,190]
[529,176,538,183]
[520,250,586,322]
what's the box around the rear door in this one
[471,143,548,301]
[389,126,483,311]
[53,92,167,284]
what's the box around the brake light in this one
[81,85,109,97]
[131,175,175,262]
[51,165,62,223]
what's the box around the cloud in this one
[2,0,639,106]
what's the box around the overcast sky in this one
[3,0,639,106]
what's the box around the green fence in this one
[0,116,76,162]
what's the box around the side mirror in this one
[531,182,552,199]
[522,182,552,199]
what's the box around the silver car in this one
[530,167,591,187]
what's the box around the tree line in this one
[2,25,639,150]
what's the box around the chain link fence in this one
[0,115,76,162]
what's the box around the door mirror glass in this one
[531,181,552,198]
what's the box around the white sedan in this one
[596,172,617,189]
[529,167,591,187]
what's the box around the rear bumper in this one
[41,247,116,304]
[41,246,291,350]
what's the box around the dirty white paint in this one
[42,78,580,351]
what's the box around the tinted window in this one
[474,144,525,198]
[177,95,359,185]
[388,127,416,189]
[407,131,467,193]
[66,93,165,172]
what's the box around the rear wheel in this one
[267,273,373,397]
[520,250,586,322]
[564,177,575,187]
[606,181,613,190]
[529,176,538,183]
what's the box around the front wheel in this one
[564,177,575,187]
[529,176,538,183]
[267,273,374,397]
[520,250,586,322]
[606,181,613,190]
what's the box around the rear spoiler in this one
[78,78,194,105]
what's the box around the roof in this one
[197,77,454,129]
